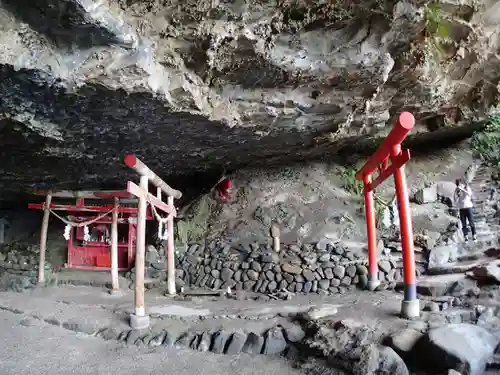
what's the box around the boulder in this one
[350,344,409,375]
[416,324,498,375]
[428,244,460,269]
[414,185,438,204]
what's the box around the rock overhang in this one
[0,0,499,200]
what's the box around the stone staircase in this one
[466,163,499,244]
[417,163,500,296]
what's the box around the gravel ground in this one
[0,309,301,375]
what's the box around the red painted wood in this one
[355,112,415,180]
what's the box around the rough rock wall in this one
[0,0,499,199]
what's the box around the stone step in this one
[415,274,474,297]
[427,256,494,276]
[428,236,499,269]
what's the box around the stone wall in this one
[129,240,411,295]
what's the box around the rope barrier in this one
[145,195,173,241]
[48,207,117,241]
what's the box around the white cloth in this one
[454,185,473,209]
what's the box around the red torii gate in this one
[355,112,419,319]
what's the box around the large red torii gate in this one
[355,112,419,319]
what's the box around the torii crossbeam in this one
[355,112,419,319]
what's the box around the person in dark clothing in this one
[453,178,476,241]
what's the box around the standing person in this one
[453,178,476,241]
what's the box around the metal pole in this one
[363,174,380,291]
[391,144,419,318]
[38,194,52,284]
[130,176,150,329]
[110,197,120,294]
[166,195,176,295]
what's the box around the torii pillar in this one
[356,112,419,319]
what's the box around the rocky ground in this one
[1,148,500,374]
[1,282,500,375]
[0,305,298,375]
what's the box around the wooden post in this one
[134,176,148,317]
[166,195,175,295]
[110,197,120,293]
[271,223,280,252]
[38,194,52,284]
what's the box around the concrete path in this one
[0,308,300,375]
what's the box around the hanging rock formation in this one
[0,0,500,199]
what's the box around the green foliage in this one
[175,195,212,244]
[339,167,363,196]
[471,115,500,163]
[424,2,452,62]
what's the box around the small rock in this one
[389,328,423,353]
[304,281,312,293]
[330,278,340,287]
[282,264,302,275]
[341,276,351,286]
[98,327,120,341]
[221,268,234,282]
[316,238,330,251]
[211,330,231,354]
[378,260,391,274]
[225,331,247,354]
[211,269,220,279]
[197,332,212,352]
[303,269,315,281]
[356,265,368,275]
[251,261,262,272]
[261,251,279,263]
[233,270,242,282]
[163,331,180,347]
[148,332,166,347]
[318,253,331,262]
[263,327,287,355]
[324,268,334,279]
[247,270,259,281]
[302,253,317,265]
[175,332,195,349]
[268,280,278,292]
[319,279,330,290]
[346,265,357,278]
[303,305,338,320]
[242,332,264,354]
[333,266,345,279]
[243,280,256,291]
[283,325,305,343]
[352,344,409,375]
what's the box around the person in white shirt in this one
[453,178,476,242]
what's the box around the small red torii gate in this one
[355,112,419,319]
